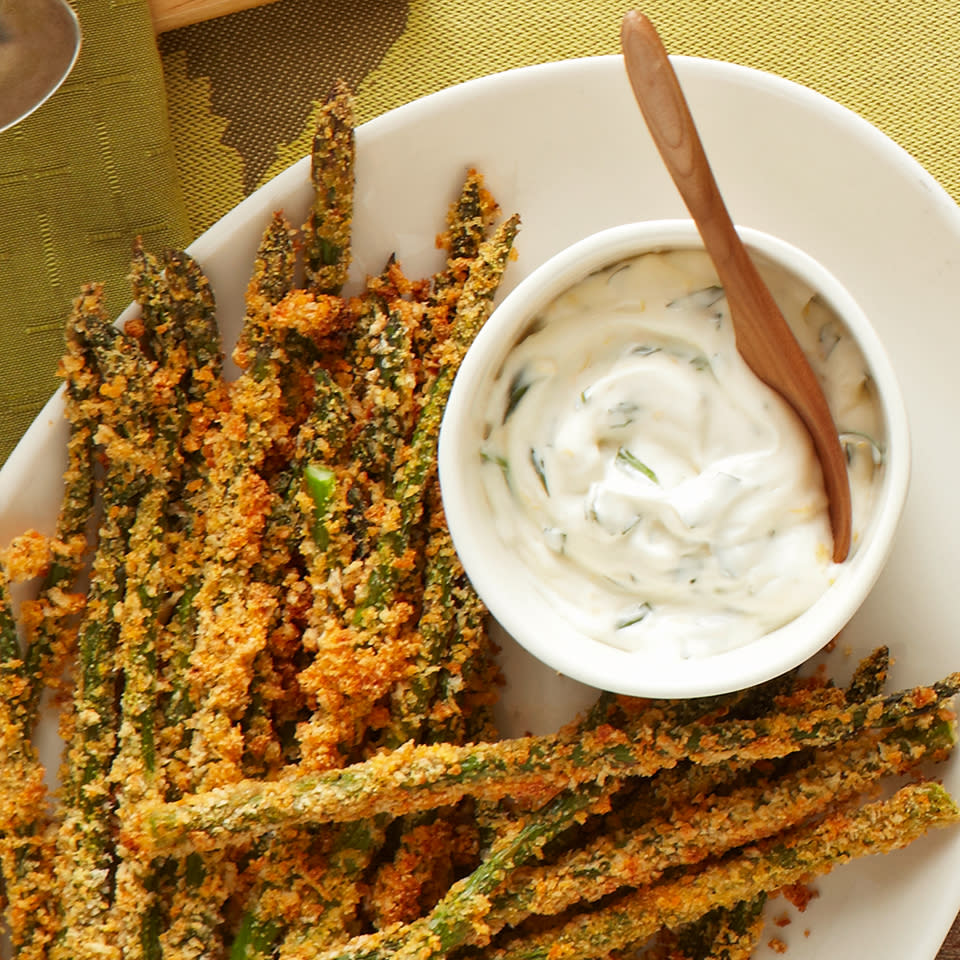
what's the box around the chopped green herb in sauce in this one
[615,601,653,629]
[615,447,659,484]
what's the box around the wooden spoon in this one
[620,10,851,562]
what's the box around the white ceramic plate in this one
[2,55,959,959]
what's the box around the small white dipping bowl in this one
[438,220,910,698]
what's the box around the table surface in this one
[2,0,960,954]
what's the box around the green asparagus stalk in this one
[114,244,197,802]
[53,286,158,960]
[0,557,28,725]
[110,486,171,960]
[653,895,767,960]
[110,242,221,960]
[230,908,283,960]
[303,80,354,295]
[484,716,955,933]
[845,645,889,702]
[416,168,497,359]
[163,248,223,391]
[292,712,954,960]
[0,296,101,956]
[129,239,188,370]
[352,214,520,624]
[378,501,460,751]
[443,169,497,262]
[297,368,353,563]
[128,671,960,854]
[490,782,960,960]
[156,246,226,756]
[0,566,60,960]
[352,299,417,487]
[424,556,498,746]
[239,211,299,368]
[158,217,305,960]
[20,319,97,714]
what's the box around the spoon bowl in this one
[620,9,852,561]
[0,0,81,133]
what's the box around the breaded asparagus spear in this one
[114,245,193,801]
[110,243,224,960]
[19,317,97,714]
[290,713,954,960]
[156,247,226,756]
[378,495,461,750]
[652,895,767,960]
[159,218,306,960]
[0,292,103,957]
[53,286,157,960]
[417,168,500,361]
[352,214,521,622]
[304,80,354,295]
[0,565,60,960]
[489,783,960,960]
[377,483,497,751]
[295,215,520,768]
[129,239,188,370]
[484,716,955,933]
[127,671,960,854]
[845,644,889,702]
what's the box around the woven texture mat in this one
[3,0,960,465]
[160,0,960,237]
[0,0,189,463]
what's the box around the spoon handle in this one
[621,10,851,562]
[619,13,741,270]
[620,11,780,352]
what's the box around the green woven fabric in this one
[158,0,960,239]
[0,0,189,465]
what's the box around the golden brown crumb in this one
[782,882,819,912]
[2,530,52,582]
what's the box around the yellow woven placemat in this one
[159,0,960,238]
[0,0,190,464]
[3,0,960,465]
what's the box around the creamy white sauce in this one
[480,249,882,659]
